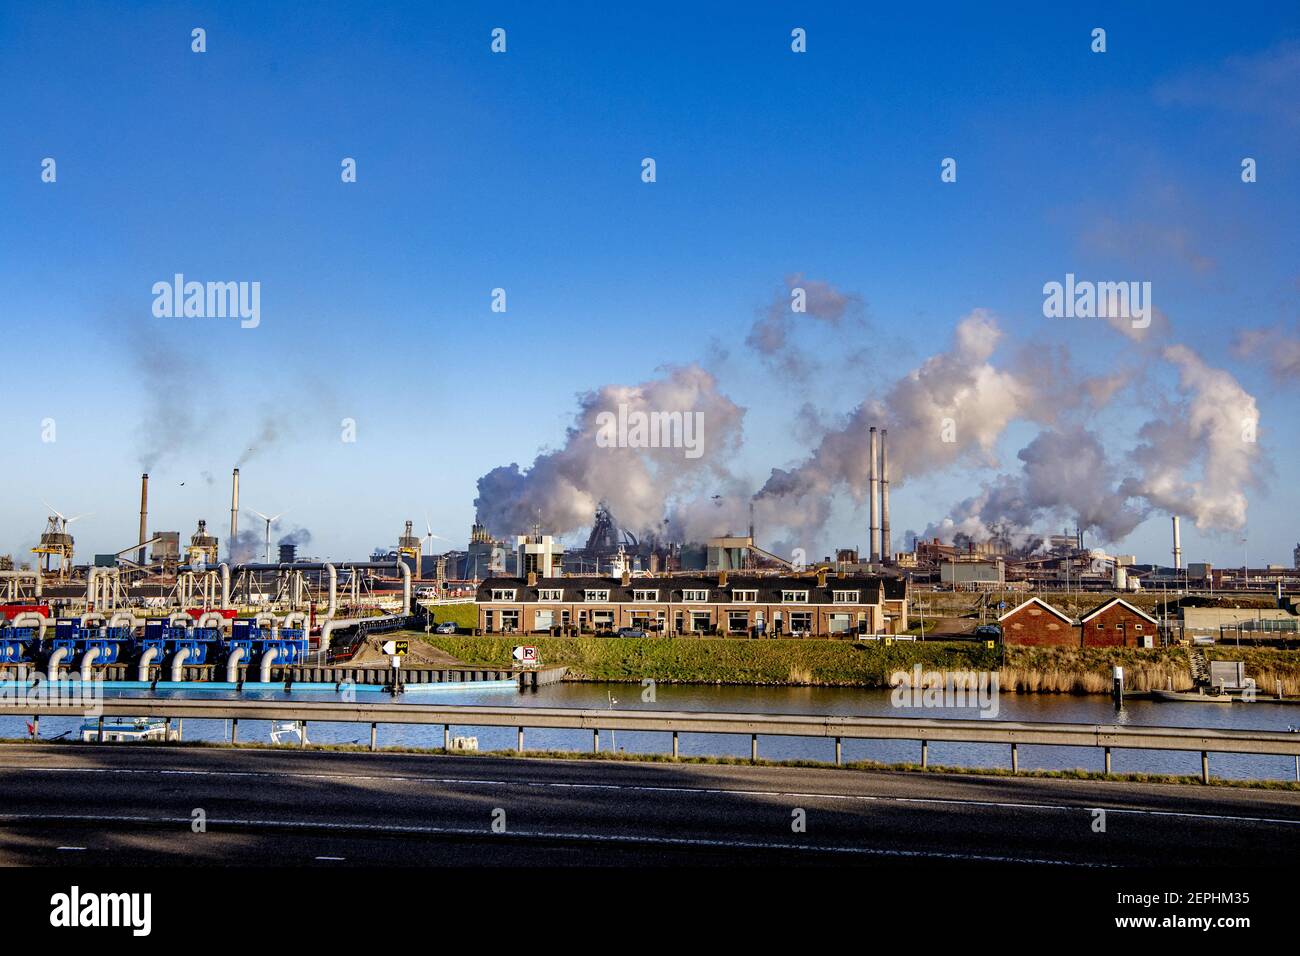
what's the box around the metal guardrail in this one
[3,699,1298,782]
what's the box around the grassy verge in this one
[412,634,998,685]
[7,737,1294,790]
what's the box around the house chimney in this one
[869,427,880,562]
[138,473,149,565]
[880,428,891,562]
[816,567,828,587]
[230,467,240,560]
[527,571,538,587]
[719,570,728,588]
[1171,515,1182,570]
[620,569,630,587]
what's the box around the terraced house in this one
[475,569,908,637]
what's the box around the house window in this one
[683,590,709,602]
[832,590,860,604]
[538,589,563,602]
[633,589,659,602]
[789,612,813,634]
[1135,624,1143,631]
[732,589,757,602]
[584,590,610,602]
[490,589,516,602]
[781,591,809,603]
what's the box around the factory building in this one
[476,569,908,637]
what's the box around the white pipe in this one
[325,563,338,619]
[197,611,225,630]
[398,560,411,616]
[319,618,362,656]
[226,646,246,683]
[12,612,49,641]
[259,647,279,683]
[80,646,100,674]
[168,612,192,627]
[109,612,136,630]
[137,646,158,682]
[220,563,230,606]
[47,647,68,681]
[282,611,307,630]
[170,646,191,683]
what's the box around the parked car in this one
[433,621,457,634]
[615,626,648,638]
[973,624,1002,642]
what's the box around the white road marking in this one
[6,764,1299,827]
[314,856,345,861]
[55,846,86,851]
[0,812,1107,867]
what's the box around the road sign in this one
[382,640,408,656]
[512,645,538,664]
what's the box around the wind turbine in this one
[424,515,450,556]
[250,509,285,564]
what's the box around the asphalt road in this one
[0,743,1296,866]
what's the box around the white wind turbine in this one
[250,509,285,564]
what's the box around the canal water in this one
[5,683,1298,781]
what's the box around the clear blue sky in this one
[0,1,1296,567]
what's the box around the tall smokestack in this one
[880,429,891,562]
[1171,515,1182,570]
[230,467,240,560]
[138,473,149,565]
[869,427,880,562]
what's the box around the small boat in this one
[79,717,172,741]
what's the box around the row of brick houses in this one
[475,570,909,637]
[998,597,1161,647]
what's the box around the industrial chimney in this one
[230,467,240,560]
[880,428,891,562]
[1171,515,1182,570]
[138,473,149,565]
[869,427,880,562]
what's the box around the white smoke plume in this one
[756,310,1034,540]
[474,365,745,539]
[1119,344,1261,531]
[746,274,865,379]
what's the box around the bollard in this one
[593,729,600,753]
[1104,747,1112,775]
[370,722,377,752]
[31,715,38,738]
[97,716,104,743]
[517,727,524,753]
[231,719,238,744]
[672,730,679,758]
[1112,665,1124,707]
[1201,751,1210,784]
[300,721,307,748]
[835,736,842,767]
[751,734,758,762]
[444,724,450,750]
[1011,743,1019,773]
[921,739,928,769]
[1278,679,1285,702]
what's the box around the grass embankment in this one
[416,634,996,686]
[411,632,1300,693]
[420,603,479,629]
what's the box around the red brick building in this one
[1079,598,1159,648]
[998,597,1077,647]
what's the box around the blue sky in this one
[1,1,1296,567]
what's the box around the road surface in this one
[0,743,1295,866]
